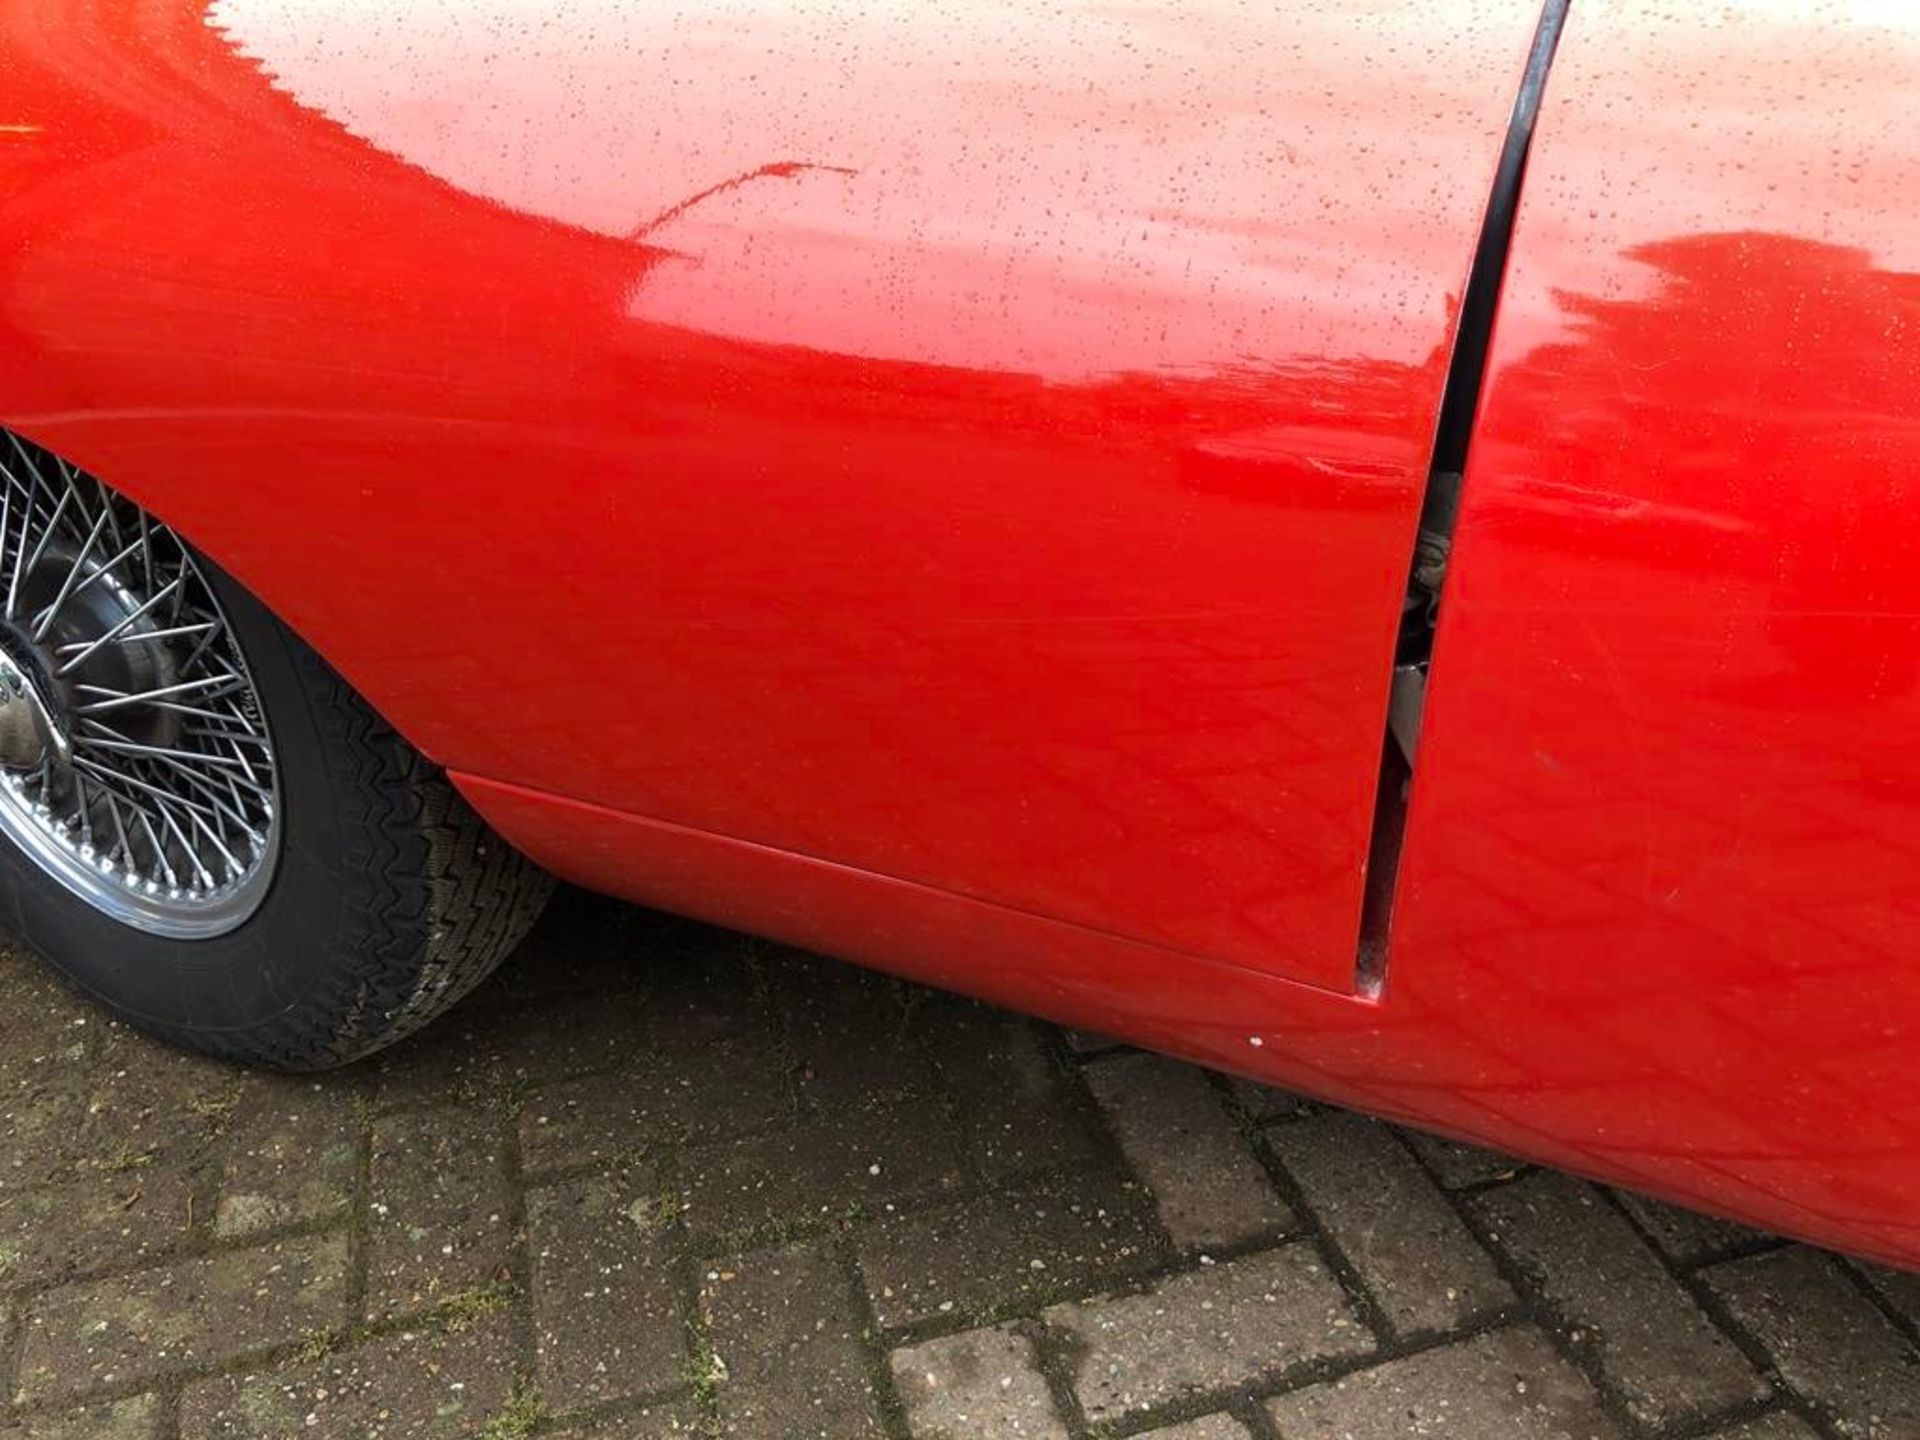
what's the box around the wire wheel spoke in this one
[0,433,280,934]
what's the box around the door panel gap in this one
[1355,0,1571,997]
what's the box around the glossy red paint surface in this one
[1393,2,1920,1259]
[465,0,1920,1268]
[0,0,1542,993]
[5,0,1920,1266]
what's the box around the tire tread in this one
[134,638,553,1070]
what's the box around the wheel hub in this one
[0,644,66,773]
[0,437,281,938]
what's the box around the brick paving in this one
[0,888,1914,1439]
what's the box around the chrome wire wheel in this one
[0,436,279,937]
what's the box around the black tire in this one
[0,560,554,1069]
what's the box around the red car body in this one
[6,0,1919,1265]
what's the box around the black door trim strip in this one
[1355,0,1572,996]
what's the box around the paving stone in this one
[213,1077,360,1239]
[1226,1077,1319,1125]
[1085,1054,1292,1250]
[704,1241,882,1439]
[1850,1259,1920,1331]
[1399,1128,1526,1189]
[446,914,764,1082]
[773,955,932,1108]
[919,999,1102,1180]
[14,924,1920,1440]
[1060,1028,1123,1056]
[1706,1417,1823,1440]
[1140,1416,1252,1439]
[1705,1248,1920,1438]
[487,906,771,1067]
[366,1105,514,1320]
[1473,1172,1768,1425]
[1268,1111,1511,1336]
[14,1232,351,1403]
[78,1030,239,1165]
[1613,1189,1775,1266]
[857,1167,1165,1328]
[529,1166,685,1410]
[0,1016,235,1198]
[0,972,109,1193]
[0,1159,197,1289]
[519,1043,792,1174]
[890,1324,1066,1440]
[624,924,774,1050]
[1267,1327,1622,1439]
[0,1394,160,1439]
[374,990,662,1106]
[677,1101,963,1240]
[178,1310,516,1438]
[1045,1244,1370,1424]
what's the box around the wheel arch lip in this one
[0,414,452,769]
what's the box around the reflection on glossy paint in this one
[1482,0,1920,361]
[1482,230,1920,697]
[207,0,1524,378]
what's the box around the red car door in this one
[5,0,1543,994]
